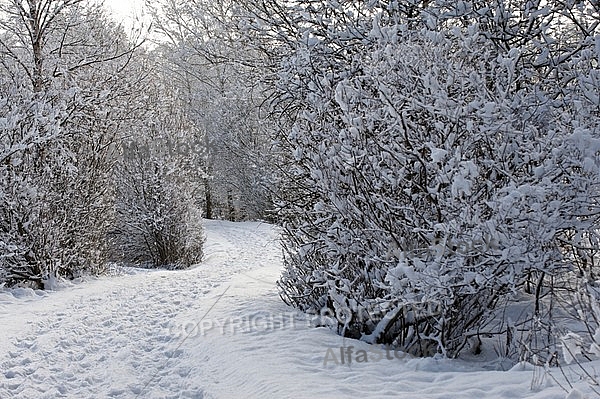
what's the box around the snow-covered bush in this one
[0,87,114,288]
[271,1,600,358]
[111,78,205,269]
[112,150,205,269]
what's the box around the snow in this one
[0,220,598,398]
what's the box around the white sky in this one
[102,0,153,40]
[103,0,146,24]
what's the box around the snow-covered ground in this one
[0,220,597,398]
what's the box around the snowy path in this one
[0,220,273,399]
[0,220,594,398]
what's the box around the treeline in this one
[0,0,275,288]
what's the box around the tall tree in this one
[0,0,144,287]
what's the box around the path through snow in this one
[0,220,596,398]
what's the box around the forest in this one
[1,0,599,374]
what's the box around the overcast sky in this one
[103,0,145,24]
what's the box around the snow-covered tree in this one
[0,1,144,287]
[148,0,276,220]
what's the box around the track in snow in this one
[0,220,595,399]
[0,220,279,399]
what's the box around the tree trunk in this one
[227,190,235,221]
[204,176,213,219]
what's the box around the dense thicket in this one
[240,0,600,360]
[0,1,205,287]
[0,1,140,287]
